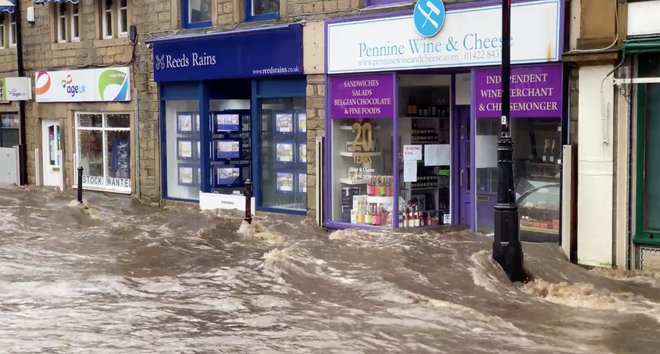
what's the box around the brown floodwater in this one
[0,185,658,353]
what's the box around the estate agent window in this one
[246,0,279,21]
[99,0,128,39]
[75,113,131,194]
[182,0,211,29]
[54,2,80,43]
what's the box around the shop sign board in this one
[330,74,395,119]
[35,67,130,103]
[2,77,32,101]
[149,24,303,82]
[327,0,561,74]
[474,63,562,118]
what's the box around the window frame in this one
[8,12,15,48]
[74,112,132,194]
[0,14,5,49]
[56,3,68,43]
[117,0,128,37]
[102,0,114,39]
[245,0,280,22]
[70,3,80,42]
[181,0,212,29]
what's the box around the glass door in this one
[42,120,62,188]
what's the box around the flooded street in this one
[0,186,659,353]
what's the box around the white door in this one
[42,120,62,188]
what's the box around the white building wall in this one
[577,65,615,267]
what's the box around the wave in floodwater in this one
[0,186,660,353]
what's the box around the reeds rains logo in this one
[154,52,217,70]
[61,74,87,97]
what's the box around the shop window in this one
[246,0,279,22]
[475,118,561,241]
[330,117,395,227]
[635,53,660,243]
[53,3,80,43]
[182,0,211,29]
[164,100,201,201]
[257,97,306,212]
[99,0,129,39]
[0,113,19,148]
[75,112,131,194]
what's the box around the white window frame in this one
[0,14,6,49]
[102,0,114,39]
[74,112,132,194]
[8,12,15,48]
[118,0,128,37]
[70,3,80,42]
[56,3,68,43]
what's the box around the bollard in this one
[77,166,83,204]
[244,179,252,224]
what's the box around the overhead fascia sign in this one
[35,67,131,103]
[327,0,561,74]
[1,77,32,101]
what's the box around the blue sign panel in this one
[413,0,446,38]
[148,24,303,82]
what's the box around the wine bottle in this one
[549,140,556,163]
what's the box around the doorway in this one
[42,120,62,188]
[456,105,473,227]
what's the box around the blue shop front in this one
[147,24,308,214]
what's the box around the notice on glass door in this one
[403,145,422,161]
[404,160,418,182]
[424,144,451,166]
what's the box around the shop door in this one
[42,120,62,188]
[457,106,472,226]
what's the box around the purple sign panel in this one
[330,74,394,119]
[475,64,563,118]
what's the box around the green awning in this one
[623,38,660,57]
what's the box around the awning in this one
[33,0,79,4]
[0,0,15,13]
[623,38,660,57]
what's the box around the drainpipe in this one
[15,0,27,185]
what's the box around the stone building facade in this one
[7,0,491,217]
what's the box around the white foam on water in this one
[238,221,285,246]
[591,267,660,288]
[522,278,660,324]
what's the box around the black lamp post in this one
[492,0,525,282]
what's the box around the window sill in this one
[51,41,84,51]
[94,37,130,48]
[634,234,660,247]
[245,12,279,22]
[362,2,412,11]
[182,21,213,29]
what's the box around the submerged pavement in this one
[0,186,659,353]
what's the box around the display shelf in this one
[520,226,559,235]
[401,116,450,119]
[367,196,393,204]
[339,178,369,185]
[338,125,382,131]
[340,151,382,157]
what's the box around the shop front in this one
[147,24,307,214]
[324,0,565,239]
[33,67,133,193]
